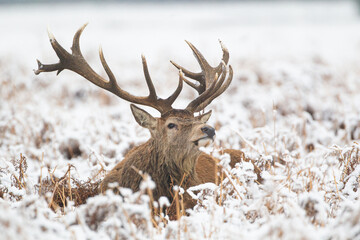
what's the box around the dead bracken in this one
[2,6,360,239]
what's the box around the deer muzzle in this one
[192,125,215,147]
[201,126,215,138]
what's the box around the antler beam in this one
[35,24,183,115]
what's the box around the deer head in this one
[35,23,232,150]
[35,24,233,192]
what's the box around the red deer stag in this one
[35,24,252,218]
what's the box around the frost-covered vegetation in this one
[1,2,360,239]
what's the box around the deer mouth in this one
[193,136,214,147]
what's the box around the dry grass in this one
[0,153,100,212]
[38,175,101,211]
[1,136,360,239]
[1,44,360,239]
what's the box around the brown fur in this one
[100,108,259,219]
[100,110,207,202]
[196,149,262,184]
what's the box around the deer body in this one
[101,139,201,201]
[35,24,237,214]
[100,109,215,203]
[101,141,245,210]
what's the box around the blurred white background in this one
[1,0,360,75]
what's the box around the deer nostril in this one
[201,126,215,138]
[201,127,208,132]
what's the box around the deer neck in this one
[150,139,201,187]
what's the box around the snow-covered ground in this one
[1,1,360,239]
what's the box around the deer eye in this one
[167,123,177,129]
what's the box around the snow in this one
[1,1,360,239]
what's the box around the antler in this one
[35,24,183,115]
[170,40,233,113]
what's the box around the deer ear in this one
[130,104,157,130]
[197,110,212,123]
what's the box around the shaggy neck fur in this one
[146,138,201,199]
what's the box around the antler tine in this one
[170,60,203,82]
[71,23,88,55]
[185,74,219,111]
[214,40,229,73]
[35,24,183,115]
[184,40,212,76]
[99,46,121,89]
[186,62,230,112]
[170,41,208,94]
[170,41,232,113]
[141,55,157,100]
[191,65,233,113]
[34,27,71,75]
[166,70,184,106]
[170,40,229,95]
[140,55,184,114]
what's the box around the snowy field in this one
[1,1,360,239]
